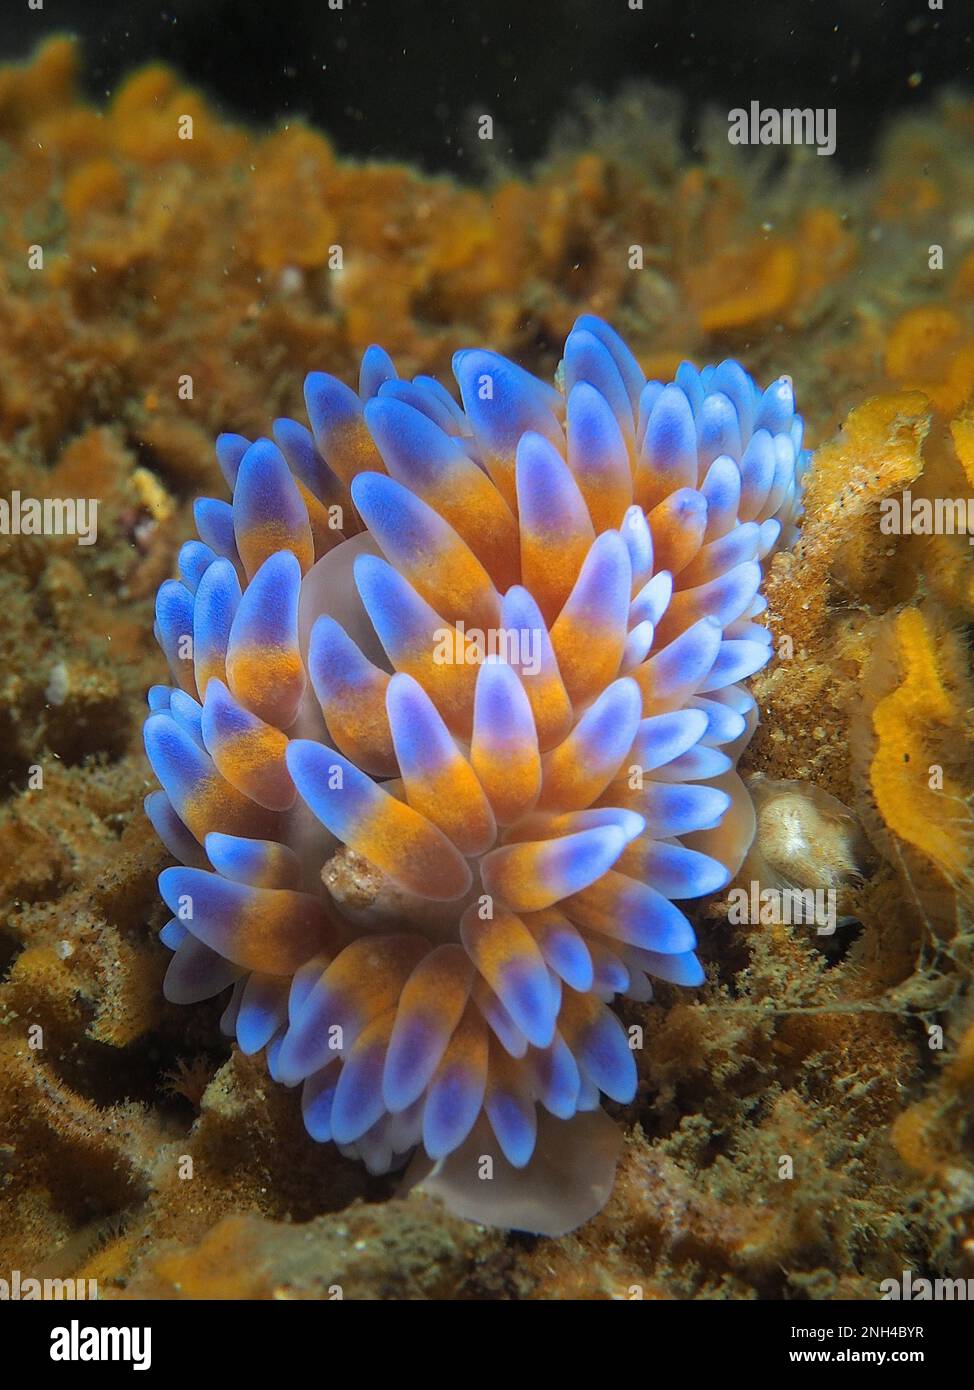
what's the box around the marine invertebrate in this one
[742,776,869,895]
[885,307,974,414]
[857,605,974,896]
[142,316,805,1234]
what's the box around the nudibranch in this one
[144,316,806,1235]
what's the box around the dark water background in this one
[4,0,973,171]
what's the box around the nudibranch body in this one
[144,317,806,1235]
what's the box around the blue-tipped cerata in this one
[142,317,807,1235]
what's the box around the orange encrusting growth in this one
[868,608,974,885]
